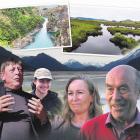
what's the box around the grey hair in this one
[0,58,23,80]
[0,57,23,73]
[63,75,102,122]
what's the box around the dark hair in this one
[63,76,102,121]
[31,78,37,90]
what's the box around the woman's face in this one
[67,79,93,115]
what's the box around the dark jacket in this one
[50,116,80,140]
[0,81,51,140]
[31,90,62,120]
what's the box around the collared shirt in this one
[105,109,140,140]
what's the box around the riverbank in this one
[64,18,102,52]
[46,5,71,46]
[12,25,42,49]
[0,7,44,48]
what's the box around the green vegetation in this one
[101,20,140,28]
[64,18,102,51]
[65,19,140,53]
[46,5,70,46]
[105,20,140,53]
[107,27,140,36]
[0,7,44,47]
[110,33,139,53]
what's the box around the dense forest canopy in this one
[0,7,44,47]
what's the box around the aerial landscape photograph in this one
[0,0,140,113]
[65,1,140,55]
[0,3,71,49]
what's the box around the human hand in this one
[28,97,48,124]
[0,95,15,112]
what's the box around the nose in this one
[112,89,122,101]
[72,93,78,101]
[14,68,20,74]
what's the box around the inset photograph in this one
[0,4,71,50]
[64,4,140,55]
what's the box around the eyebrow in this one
[119,84,129,88]
[68,89,86,92]
[106,83,128,88]
[106,84,112,87]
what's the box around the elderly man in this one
[81,65,140,140]
[0,58,50,140]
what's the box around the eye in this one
[77,91,84,95]
[68,92,73,96]
[18,68,23,72]
[106,87,113,92]
[10,68,15,72]
[119,86,128,94]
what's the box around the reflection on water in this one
[73,24,121,55]
[23,71,140,113]
[127,34,140,41]
[73,24,140,55]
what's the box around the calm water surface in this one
[73,24,140,55]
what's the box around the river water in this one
[23,71,140,113]
[73,24,140,55]
[25,18,53,49]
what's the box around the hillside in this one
[0,46,32,70]
[102,47,140,71]
[0,7,44,48]
[46,5,71,46]
[22,53,71,71]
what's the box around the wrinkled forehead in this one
[106,66,136,85]
[1,62,22,71]
[7,63,22,68]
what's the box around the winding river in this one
[25,18,53,49]
[73,24,140,55]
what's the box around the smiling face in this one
[34,79,51,95]
[105,66,139,122]
[67,79,93,115]
[1,63,23,90]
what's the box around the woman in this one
[50,76,102,140]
